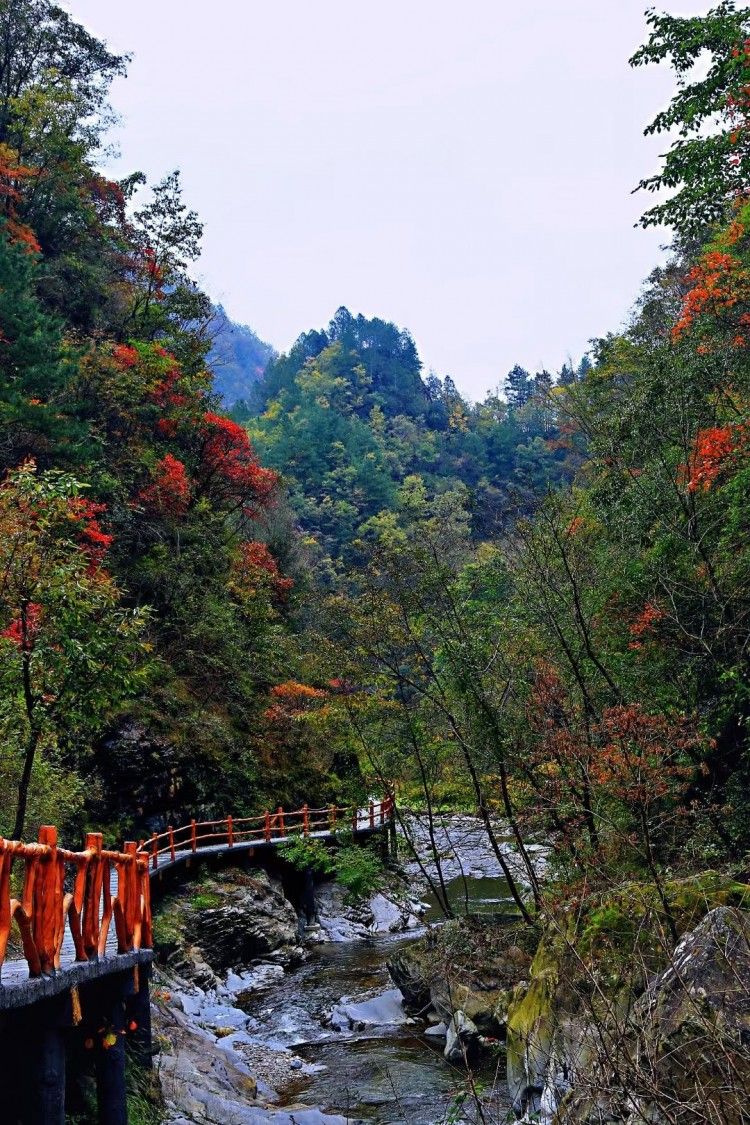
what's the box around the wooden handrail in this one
[136,797,395,867]
[0,826,151,982]
[0,796,398,981]
[0,797,394,980]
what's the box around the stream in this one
[245,817,539,1122]
[164,816,544,1124]
[237,929,509,1123]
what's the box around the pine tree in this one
[504,364,532,409]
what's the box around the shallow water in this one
[423,874,519,923]
[237,923,511,1123]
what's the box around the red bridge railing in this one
[0,826,152,982]
[138,796,394,871]
[1,797,394,980]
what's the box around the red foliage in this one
[629,602,665,642]
[66,498,113,571]
[150,366,187,411]
[686,424,743,491]
[197,412,278,511]
[0,145,40,253]
[1,602,42,651]
[672,251,745,340]
[155,417,179,438]
[232,540,294,599]
[263,680,327,723]
[112,344,139,369]
[138,454,191,517]
[590,704,698,806]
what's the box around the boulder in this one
[154,867,303,986]
[508,899,750,1124]
[387,945,432,1012]
[430,979,512,1037]
[444,1010,480,1065]
[623,906,750,1123]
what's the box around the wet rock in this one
[329,988,408,1031]
[369,893,402,933]
[386,945,432,1012]
[444,1010,480,1065]
[431,980,512,1038]
[313,880,426,943]
[424,1020,448,1039]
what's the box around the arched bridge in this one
[0,797,395,1124]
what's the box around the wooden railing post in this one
[191,819,197,852]
[150,832,158,871]
[168,826,175,863]
[34,825,62,975]
[278,807,286,837]
[227,815,234,847]
[329,805,337,832]
[264,811,271,842]
[369,801,375,830]
[302,805,309,836]
[83,831,104,960]
[352,805,358,833]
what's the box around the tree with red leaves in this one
[196,411,278,512]
[139,454,191,518]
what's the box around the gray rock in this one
[387,946,432,1012]
[157,867,301,986]
[329,987,408,1031]
[444,1010,480,1065]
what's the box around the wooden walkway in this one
[0,798,394,1007]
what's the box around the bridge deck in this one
[147,822,384,877]
[0,802,393,1008]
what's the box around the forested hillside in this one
[4,0,750,1062]
[245,307,585,579]
[208,306,274,407]
[0,0,319,842]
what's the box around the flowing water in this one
[228,821,534,1123]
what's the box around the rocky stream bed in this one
[149,815,529,1124]
[148,819,750,1125]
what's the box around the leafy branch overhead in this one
[631,3,750,231]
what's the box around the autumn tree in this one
[0,463,147,839]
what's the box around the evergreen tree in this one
[504,363,532,408]
[0,228,85,470]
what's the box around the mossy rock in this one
[577,871,750,983]
[505,935,563,1115]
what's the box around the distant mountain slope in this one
[245,306,584,576]
[208,306,275,406]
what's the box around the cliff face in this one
[153,867,303,990]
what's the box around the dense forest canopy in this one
[2,0,750,1011]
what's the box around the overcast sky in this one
[64,1,704,399]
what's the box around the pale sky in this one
[65,1,704,399]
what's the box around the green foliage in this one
[333,844,383,901]
[631,3,750,231]
[0,229,85,470]
[279,834,336,875]
[248,308,581,578]
[190,891,222,910]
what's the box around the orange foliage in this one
[0,144,40,252]
[686,424,748,491]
